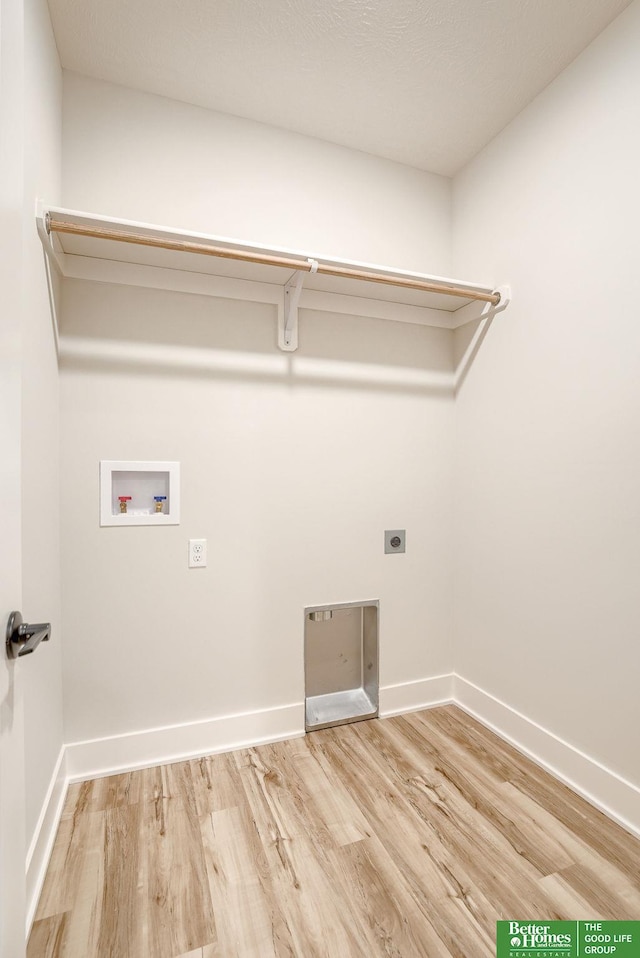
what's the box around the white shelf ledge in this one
[37,203,507,342]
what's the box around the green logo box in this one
[497,921,640,957]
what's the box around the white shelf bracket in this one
[279,258,318,351]
[35,201,65,358]
[493,284,511,314]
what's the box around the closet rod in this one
[46,217,501,306]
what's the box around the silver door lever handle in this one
[6,611,51,659]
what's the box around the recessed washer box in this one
[100,460,180,526]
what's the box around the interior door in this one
[0,0,28,951]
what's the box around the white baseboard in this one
[379,673,454,717]
[25,746,67,934]
[65,675,458,782]
[65,701,305,783]
[454,674,640,839]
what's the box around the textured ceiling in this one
[47,0,632,175]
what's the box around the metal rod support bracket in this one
[279,259,318,352]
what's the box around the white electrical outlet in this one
[188,538,207,568]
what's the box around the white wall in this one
[59,78,455,751]
[62,73,451,276]
[453,0,640,787]
[60,287,454,744]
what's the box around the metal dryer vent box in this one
[304,600,379,732]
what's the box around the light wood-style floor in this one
[28,706,640,957]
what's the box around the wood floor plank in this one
[201,804,295,957]
[47,814,106,955]
[427,894,495,958]
[557,862,639,920]
[236,745,371,957]
[35,807,105,925]
[501,780,640,913]
[235,744,335,857]
[64,771,142,815]
[191,750,248,816]
[392,712,575,876]
[290,749,371,847]
[538,872,607,920]
[395,710,640,918]
[61,782,85,819]
[33,816,76,918]
[310,723,512,957]
[143,758,194,805]
[430,706,640,881]
[173,947,218,958]
[330,836,453,957]
[28,706,640,958]
[240,738,371,852]
[384,713,571,880]
[317,719,564,919]
[307,724,478,902]
[144,764,216,958]
[26,913,68,958]
[96,803,145,958]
